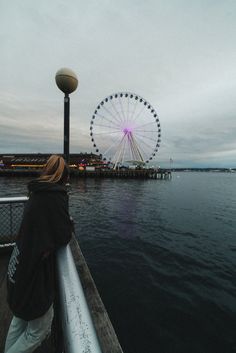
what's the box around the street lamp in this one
[55,68,78,164]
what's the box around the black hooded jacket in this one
[7,180,73,320]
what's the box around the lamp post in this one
[55,68,78,164]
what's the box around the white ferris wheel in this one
[90,92,161,168]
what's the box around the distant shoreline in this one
[172,168,236,172]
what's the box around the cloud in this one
[0,0,236,166]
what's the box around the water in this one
[0,173,236,353]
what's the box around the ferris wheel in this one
[90,92,161,168]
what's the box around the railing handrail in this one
[0,196,28,204]
[57,244,102,353]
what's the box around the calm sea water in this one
[1,172,236,353]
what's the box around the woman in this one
[4,155,73,353]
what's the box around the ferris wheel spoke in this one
[131,104,146,124]
[93,130,121,135]
[103,134,125,156]
[126,97,130,125]
[97,108,120,126]
[134,121,158,130]
[134,131,158,143]
[93,122,121,131]
[95,112,121,129]
[130,99,139,122]
[101,103,124,126]
[118,96,128,124]
[135,129,159,133]
[134,133,155,151]
[109,99,125,125]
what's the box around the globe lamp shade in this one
[55,68,78,94]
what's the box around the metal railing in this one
[0,196,28,247]
[0,197,102,353]
[57,244,102,353]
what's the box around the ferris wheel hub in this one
[123,127,132,134]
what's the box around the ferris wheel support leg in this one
[132,135,144,162]
[129,133,144,163]
[129,135,138,161]
[113,134,126,169]
[114,146,123,170]
[121,138,127,165]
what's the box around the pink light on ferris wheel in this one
[123,127,133,134]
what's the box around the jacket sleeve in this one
[49,192,73,248]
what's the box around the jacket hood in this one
[28,180,67,193]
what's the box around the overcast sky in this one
[0,0,235,167]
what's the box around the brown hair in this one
[38,155,69,183]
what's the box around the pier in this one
[0,168,171,180]
[0,197,124,353]
[0,154,171,180]
[72,168,171,179]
